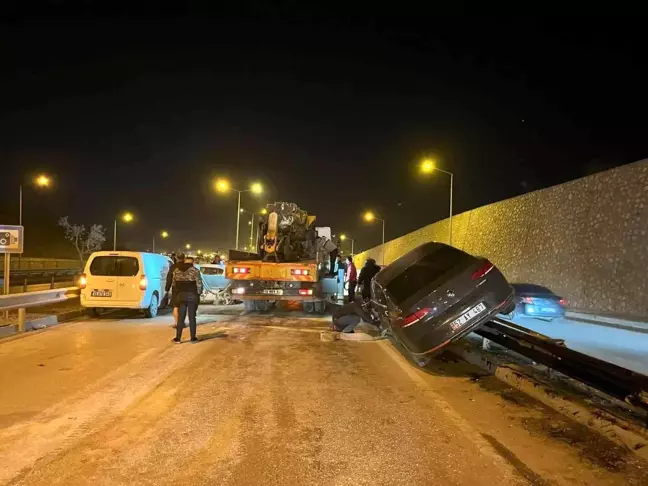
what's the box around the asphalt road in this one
[508,315,648,376]
[1,309,647,485]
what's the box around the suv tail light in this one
[522,296,534,304]
[79,273,87,289]
[291,269,310,276]
[139,275,148,291]
[471,260,494,280]
[233,267,250,274]
[402,307,431,328]
[299,288,314,296]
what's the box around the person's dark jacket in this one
[165,261,181,293]
[358,260,381,287]
[166,262,203,299]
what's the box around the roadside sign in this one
[0,225,24,254]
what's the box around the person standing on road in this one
[165,252,186,329]
[358,258,381,301]
[345,256,357,303]
[168,255,203,343]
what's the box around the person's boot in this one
[172,337,181,344]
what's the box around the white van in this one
[80,251,172,318]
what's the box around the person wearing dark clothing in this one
[165,253,186,328]
[345,256,358,303]
[358,258,381,301]
[166,257,203,343]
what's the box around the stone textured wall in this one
[354,159,648,318]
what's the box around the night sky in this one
[1,8,646,257]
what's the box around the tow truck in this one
[225,202,344,313]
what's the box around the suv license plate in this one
[262,289,283,295]
[450,302,486,331]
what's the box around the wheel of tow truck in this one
[89,308,102,318]
[303,301,315,313]
[254,300,271,312]
[313,300,326,314]
[244,300,256,312]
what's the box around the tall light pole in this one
[114,212,134,251]
[214,178,263,250]
[363,211,385,265]
[20,174,52,226]
[420,158,454,246]
[340,234,355,256]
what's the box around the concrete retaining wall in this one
[354,159,648,318]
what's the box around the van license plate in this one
[91,290,112,298]
[450,302,486,331]
[262,289,283,295]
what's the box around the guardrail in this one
[0,287,80,332]
[476,318,648,411]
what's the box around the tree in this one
[58,217,106,266]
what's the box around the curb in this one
[0,308,87,342]
[565,311,648,335]
[456,341,648,461]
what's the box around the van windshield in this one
[385,246,469,305]
[89,256,139,276]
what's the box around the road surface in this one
[509,315,648,376]
[0,309,646,485]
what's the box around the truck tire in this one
[303,301,315,313]
[254,300,271,312]
[313,300,326,314]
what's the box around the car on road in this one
[505,283,566,321]
[80,251,172,318]
[371,242,514,366]
[196,263,235,305]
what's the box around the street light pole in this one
[249,213,255,250]
[19,186,23,226]
[236,190,241,250]
[381,219,385,265]
[152,236,155,253]
[113,220,117,251]
[449,171,453,246]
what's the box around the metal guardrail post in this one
[18,307,25,332]
[23,278,28,292]
[50,275,55,289]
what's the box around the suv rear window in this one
[89,256,139,276]
[385,246,469,305]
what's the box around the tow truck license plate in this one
[91,289,112,298]
[450,302,486,331]
[262,289,283,295]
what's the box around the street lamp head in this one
[260,208,268,215]
[420,158,435,174]
[240,208,245,213]
[122,212,134,223]
[185,243,191,250]
[363,211,376,222]
[161,231,169,238]
[214,178,231,193]
[35,174,51,188]
[340,234,347,241]
[250,182,263,195]
[197,249,202,255]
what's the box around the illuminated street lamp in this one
[419,158,454,246]
[185,243,192,250]
[363,211,385,265]
[214,178,264,250]
[19,173,53,226]
[113,212,134,251]
[152,230,169,253]
[340,233,355,256]
[260,208,268,215]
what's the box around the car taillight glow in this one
[291,269,310,276]
[402,307,431,328]
[79,273,87,289]
[233,267,250,274]
[559,298,566,306]
[522,296,534,304]
[299,288,314,296]
[471,260,494,280]
[139,275,147,290]
[232,287,246,295]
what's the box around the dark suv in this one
[371,242,514,365]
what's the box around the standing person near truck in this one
[169,255,203,343]
[345,255,357,303]
[165,252,185,329]
[358,258,381,301]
